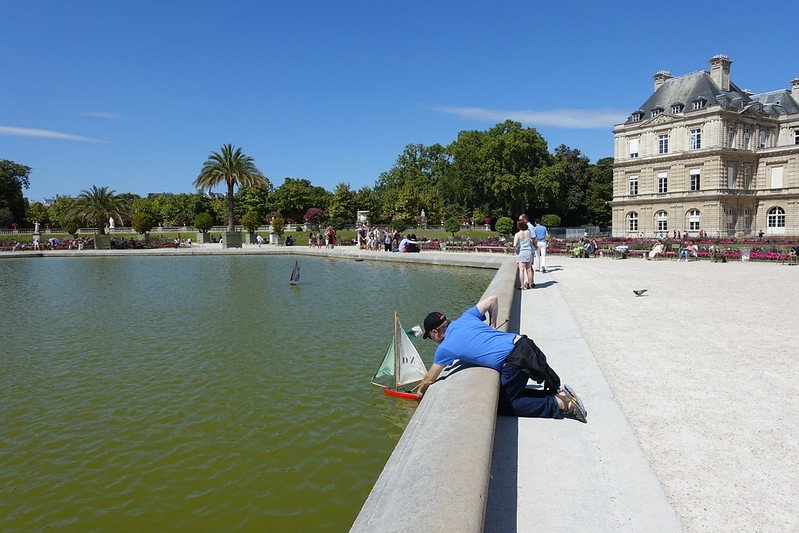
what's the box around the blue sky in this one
[3,1,796,202]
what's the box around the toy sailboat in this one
[371,312,428,400]
[289,260,300,285]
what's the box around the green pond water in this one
[0,255,493,530]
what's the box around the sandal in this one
[557,385,587,423]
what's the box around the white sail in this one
[394,316,428,386]
[371,313,427,389]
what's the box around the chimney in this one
[792,78,799,100]
[652,70,673,92]
[709,54,732,91]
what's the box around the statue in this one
[109,217,115,229]
[34,221,40,233]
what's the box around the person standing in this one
[513,219,534,289]
[417,295,587,422]
[533,218,548,273]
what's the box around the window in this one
[629,175,639,195]
[771,166,784,188]
[627,212,638,232]
[692,99,706,110]
[671,104,683,114]
[743,208,751,230]
[759,130,767,148]
[728,126,735,147]
[690,169,701,191]
[631,113,642,122]
[688,209,700,231]
[656,211,668,232]
[795,130,799,145]
[727,166,736,188]
[629,139,639,158]
[651,108,663,118]
[743,167,752,189]
[767,206,785,230]
[743,128,751,149]
[726,208,736,230]
[658,134,669,154]
[690,128,702,150]
[657,172,668,193]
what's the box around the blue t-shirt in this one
[433,306,516,371]
[534,224,547,242]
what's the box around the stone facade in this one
[612,55,799,238]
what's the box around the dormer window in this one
[670,104,684,114]
[651,108,663,118]
[631,113,642,122]
[692,99,706,110]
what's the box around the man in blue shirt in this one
[532,218,548,273]
[417,295,587,422]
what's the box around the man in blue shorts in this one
[417,295,587,422]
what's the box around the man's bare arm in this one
[476,295,498,328]
[417,364,444,397]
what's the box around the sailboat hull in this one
[383,388,420,400]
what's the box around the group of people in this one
[572,238,598,258]
[512,215,548,290]
[306,226,338,249]
[356,226,399,252]
[647,239,699,261]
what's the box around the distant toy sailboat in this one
[289,260,300,285]
[371,312,428,400]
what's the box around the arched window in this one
[687,209,700,231]
[627,212,638,232]
[767,207,785,231]
[655,211,668,232]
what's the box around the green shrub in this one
[194,212,214,233]
[271,216,285,237]
[390,220,406,233]
[444,217,461,238]
[63,220,79,236]
[131,212,156,235]
[328,217,345,231]
[541,214,561,228]
[495,216,514,235]
[240,211,261,234]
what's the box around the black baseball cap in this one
[423,312,447,339]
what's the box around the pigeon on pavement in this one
[633,289,647,297]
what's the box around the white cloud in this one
[432,105,629,129]
[81,111,123,120]
[0,125,104,142]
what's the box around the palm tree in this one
[194,144,268,232]
[70,186,128,234]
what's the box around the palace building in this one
[611,55,799,237]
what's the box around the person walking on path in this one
[533,218,548,272]
[416,295,587,422]
[513,219,535,289]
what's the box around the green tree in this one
[69,186,128,234]
[0,208,12,227]
[194,212,214,234]
[26,202,49,225]
[47,196,77,229]
[193,144,268,232]
[268,177,330,222]
[353,186,380,223]
[444,217,461,238]
[445,121,550,217]
[495,216,514,235]
[586,157,614,226]
[0,160,31,226]
[327,183,356,221]
[240,210,262,234]
[234,185,272,221]
[552,145,591,226]
[131,212,156,235]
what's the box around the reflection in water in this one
[0,255,492,530]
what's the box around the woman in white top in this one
[513,220,536,289]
